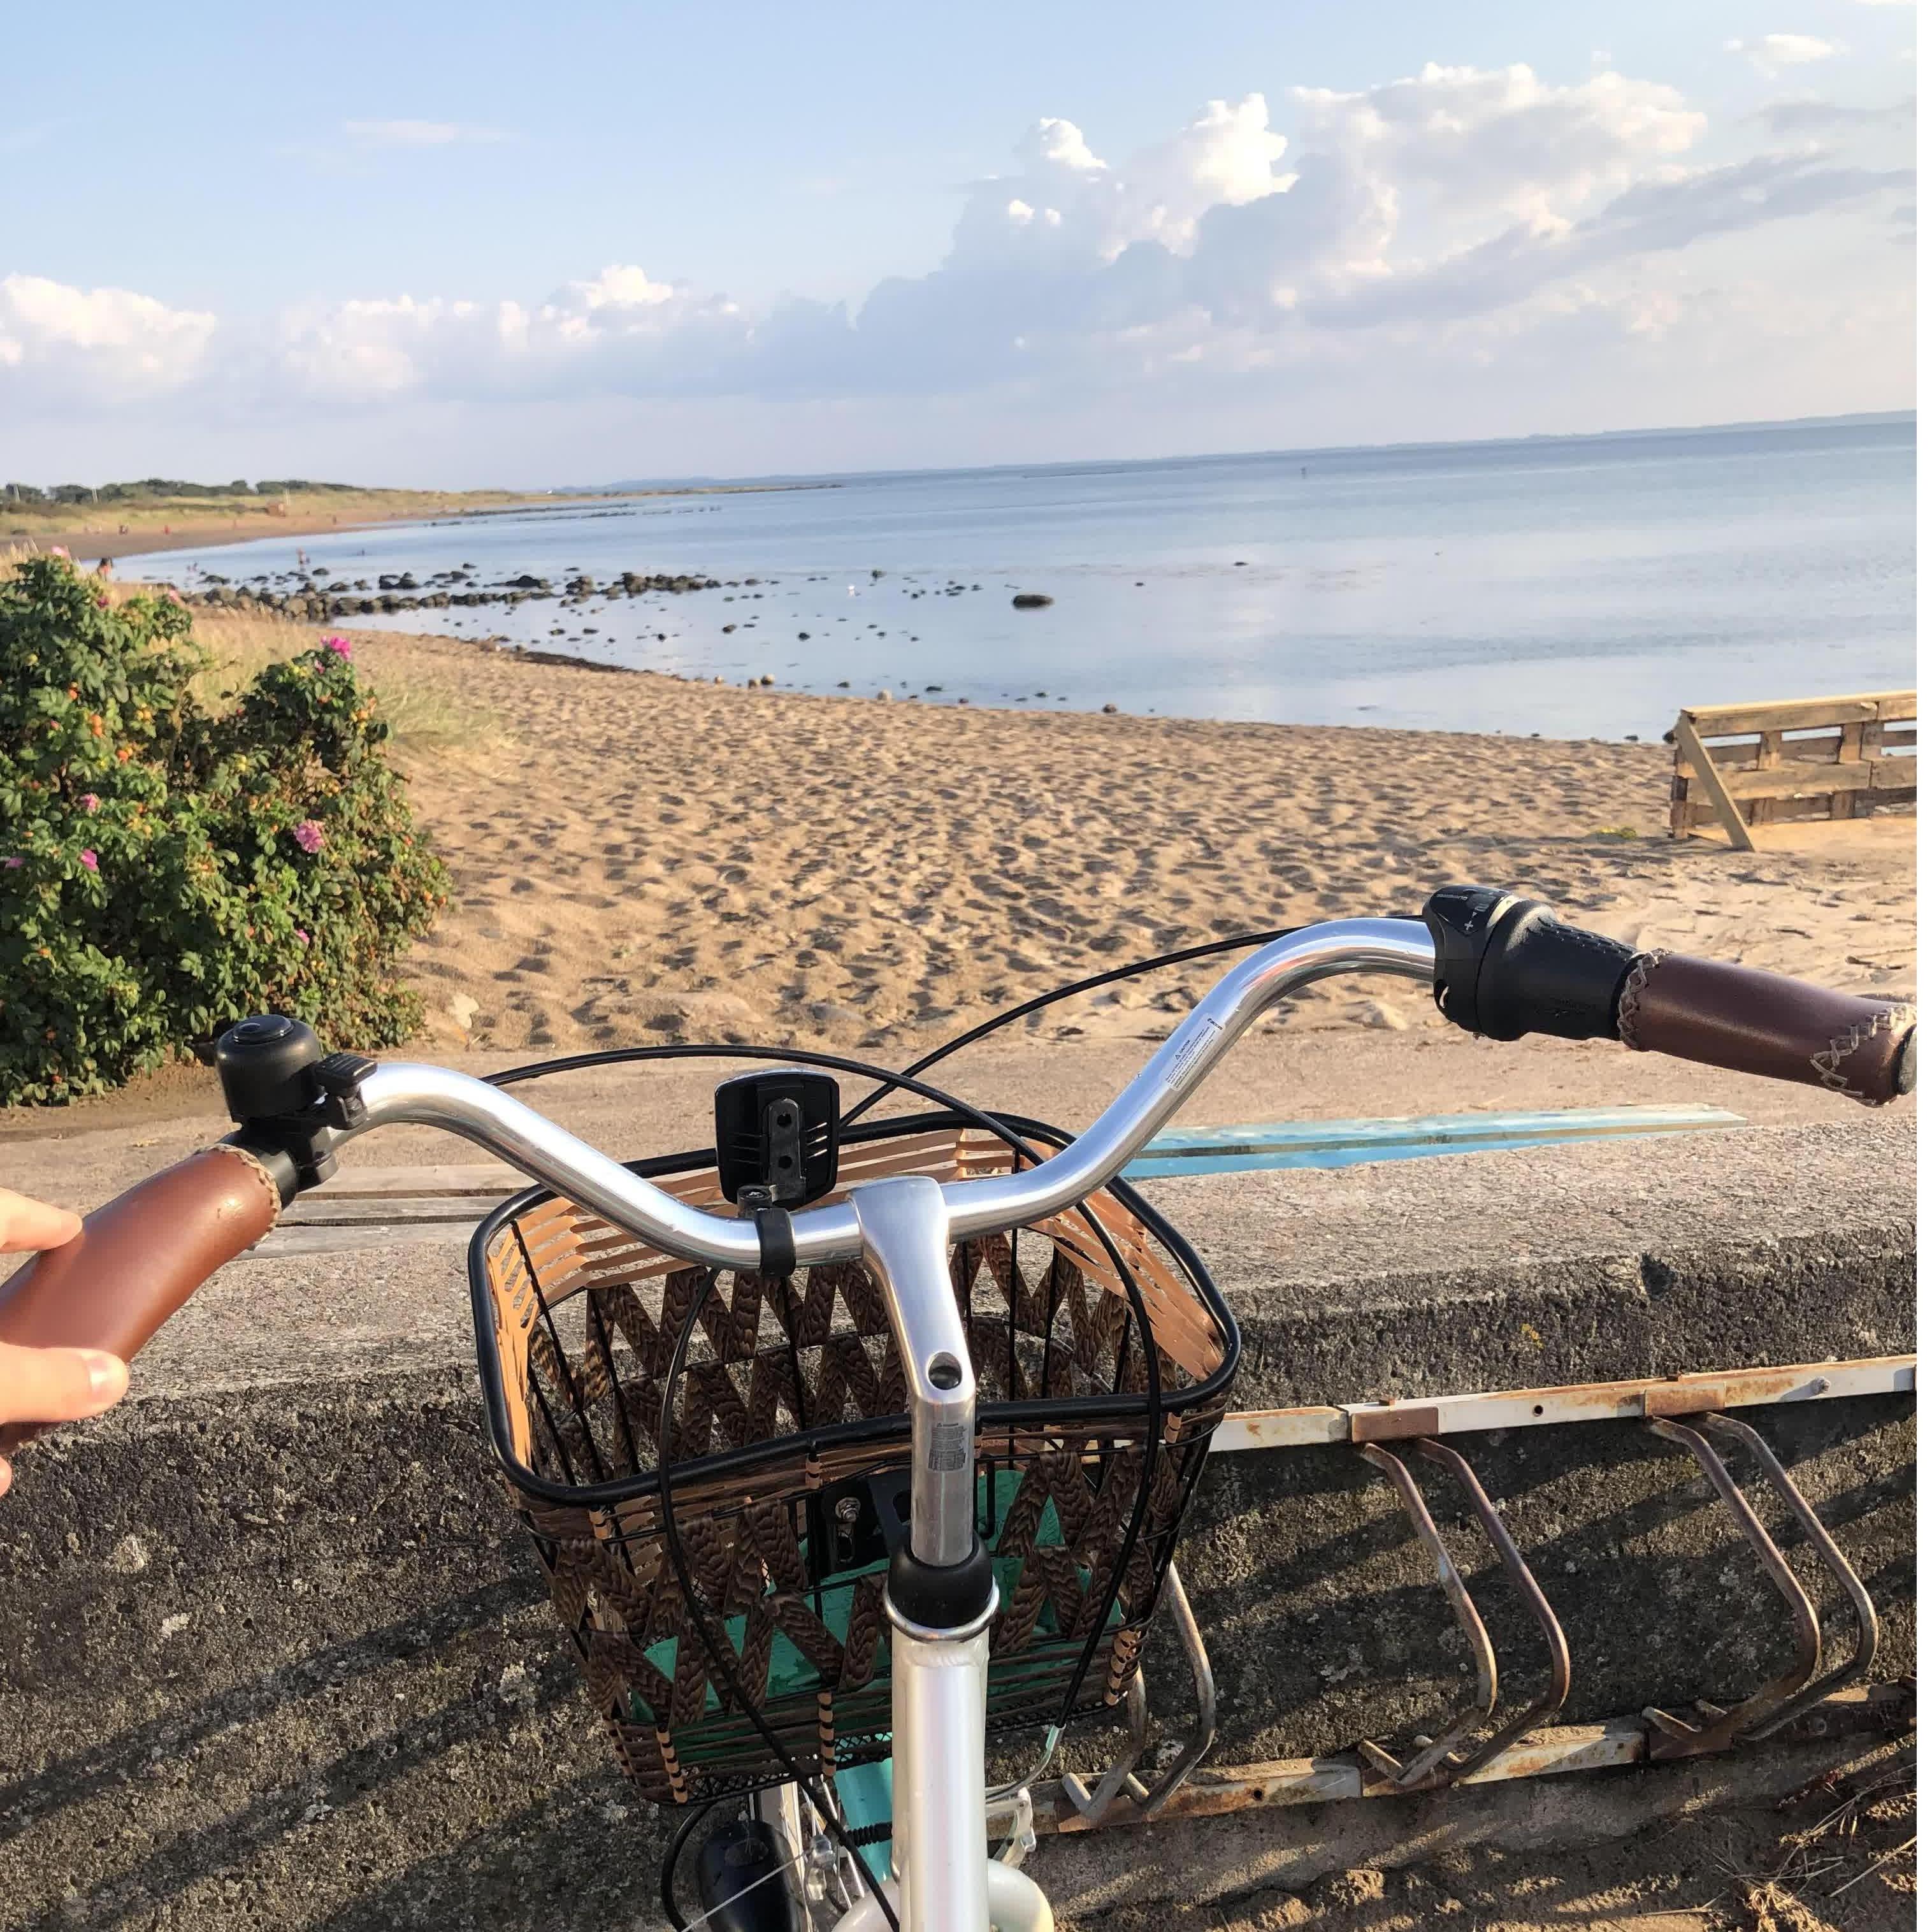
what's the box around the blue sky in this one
[1,1,1915,484]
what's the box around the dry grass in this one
[185,603,499,754]
[0,550,497,756]
[0,484,556,544]
[1720,1745,1917,1929]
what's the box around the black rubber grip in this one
[1424,887,1637,1042]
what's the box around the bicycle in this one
[0,888,1914,1932]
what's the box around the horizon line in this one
[576,406,1914,495]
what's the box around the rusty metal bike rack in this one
[1641,1409,1882,1756]
[1705,1413,1882,1738]
[1051,1355,1907,1825]
[1060,1567,1218,1822]
[1413,1439,1572,1779]
[1042,1682,1912,1833]
[1641,1415,1821,1757]
[1353,1436,1570,1791]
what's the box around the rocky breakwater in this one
[185,561,729,621]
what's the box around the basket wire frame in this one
[472,1113,1234,1808]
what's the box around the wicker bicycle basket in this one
[468,1109,1238,1808]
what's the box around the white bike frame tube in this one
[833,1863,1051,1932]
[889,1593,1002,1932]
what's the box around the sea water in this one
[126,414,1914,741]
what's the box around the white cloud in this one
[0,274,216,395]
[272,293,521,397]
[0,57,1912,465]
[545,264,678,322]
[342,119,505,147]
[1726,34,1844,75]
[262,263,747,404]
[1299,152,1910,331]
[856,64,1712,357]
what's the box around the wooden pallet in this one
[1668,690,1916,850]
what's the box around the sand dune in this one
[306,629,1917,1060]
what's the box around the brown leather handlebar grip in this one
[0,1144,281,1454]
[1617,953,1916,1106]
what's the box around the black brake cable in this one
[839,925,1301,1129]
[659,1796,717,1932]
[631,1045,1168,1932]
[488,959,1241,1888]
[549,1042,1068,1932]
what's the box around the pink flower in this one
[293,819,326,854]
[79,849,98,870]
[322,635,352,660]
[162,588,185,607]
[50,545,69,560]
[293,928,310,946]
[80,793,100,813]
[95,592,110,608]
[3,856,21,870]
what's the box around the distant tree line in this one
[2,479,360,505]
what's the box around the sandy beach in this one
[164,610,1914,1074]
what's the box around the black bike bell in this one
[215,1014,324,1124]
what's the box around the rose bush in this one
[0,556,447,1102]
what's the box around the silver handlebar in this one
[346,918,1438,1267]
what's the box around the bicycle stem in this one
[853,1176,979,1568]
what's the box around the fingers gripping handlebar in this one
[0,891,1912,1455]
[1423,886,1916,1104]
[0,1146,281,1455]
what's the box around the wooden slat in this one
[1681,690,1914,735]
[1705,757,1915,802]
[1699,735,1871,767]
[1675,788,1917,831]
[1671,715,1754,850]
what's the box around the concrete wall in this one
[0,1115,1913,1930]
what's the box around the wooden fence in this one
[1668,690,1916,849]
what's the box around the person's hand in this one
[0,1190,128,1497]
